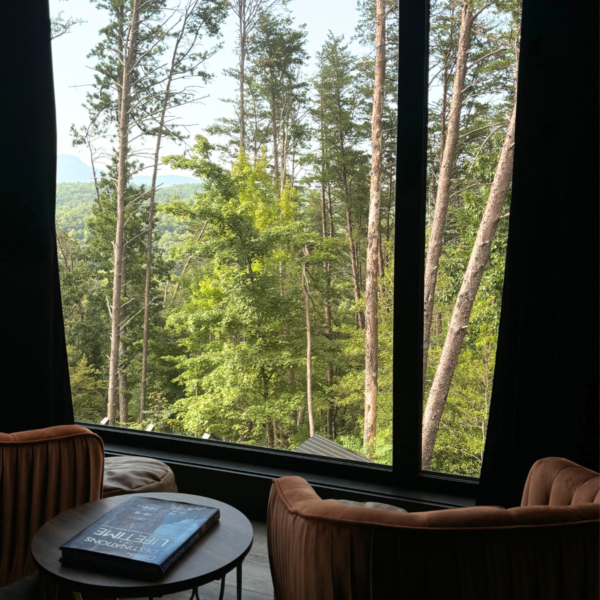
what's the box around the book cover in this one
[60,496,220,579]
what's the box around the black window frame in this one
[82,0,480,500]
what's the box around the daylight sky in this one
[50,0,364,179]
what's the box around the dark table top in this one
[32,492,254,598]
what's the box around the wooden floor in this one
[0,522,274,600]
[165,521,274,600]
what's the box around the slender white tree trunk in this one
[139,192,154,423]
[140,9,191,422]
[118,257,128,426]
[423,1,474,387]
[270,92,280,188]
[240,41,246,148]
[107,0,140,426]
[345,205,365,329]
[364,0,386,447]
[421,98,518,470]
[239,3,246,150]
[302,254,315,436]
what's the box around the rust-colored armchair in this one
[267,458,600,600]
[0,425,104,588]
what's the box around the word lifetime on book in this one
[86,526,174,555]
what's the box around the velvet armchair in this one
[0,425,104,587]
[267,457,599,600]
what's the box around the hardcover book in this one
[60,496,220,580]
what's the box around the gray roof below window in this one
[293,434,373,463]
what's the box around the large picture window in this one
[53,0,521,484]
[53,0,399,467]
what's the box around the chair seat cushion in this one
[103,456,178,498]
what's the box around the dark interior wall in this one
[0,0,74,432]
[0,0,597,510]
[478,0,599,507]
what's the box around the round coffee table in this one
[32,492,253,599]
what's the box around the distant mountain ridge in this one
[57,154,199,187]
[56,182,202,249]
[56,181,202,210]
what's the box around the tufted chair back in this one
[0,425,104,587]
[521,456,600,507]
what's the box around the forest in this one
[55,0,521,476]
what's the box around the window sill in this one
[100,437,477,519]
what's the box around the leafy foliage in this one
[57,0,519,475]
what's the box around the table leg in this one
[40,576,58,600]
[237,564,242,600]
[218,576,226,600]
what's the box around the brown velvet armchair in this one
[0,425,104,588]
[267,458,600,600]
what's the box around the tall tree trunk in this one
[346,206,365,329]
[339,131,364,329]
[385,172,393,243]
[421,99,517,470]
[140,17,188,422]
[118,340,128,425]
[119,257,128,426]
[439,21,454,162]
[434,311,442,335]
[327,184,335,238]
[364,0,386,447]
[423,1,474,389]
[239,10,246,150]
[325,180,339,434]
[357,238,363,293]
[270,93,280,188]
[266,421,274,447]
[251,86,260,164]
[427,26,453,230]
[163,279,169,308]
[302,256,315,436]
[321,182,334,438]
[279,421,290,448]
[139,157,156,424]
[107,0,140,427]
[378,236,385,278]
[280,126,288,193]
[262,369,274,446]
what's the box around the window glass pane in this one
[52,0,397,465]
[422,0,521,476]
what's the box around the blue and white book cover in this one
[61,496,219,568]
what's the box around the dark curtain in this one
[0,0,74,432]
[478,0,599,507]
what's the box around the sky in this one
[49,0,365,179]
